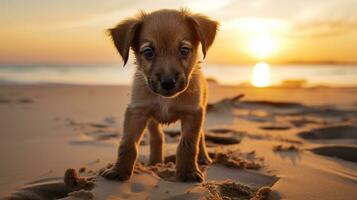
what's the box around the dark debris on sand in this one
[273,144,299,152]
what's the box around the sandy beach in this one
[0,83,356,200]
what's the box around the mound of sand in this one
[212,152,262,170]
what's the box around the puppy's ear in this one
[188,14,218,58]
[108,18,142,66]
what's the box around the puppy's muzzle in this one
[149,73,185,97]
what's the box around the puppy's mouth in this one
[158,89,179,97]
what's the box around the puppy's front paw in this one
[176,168,204,182]
[100,167,131,181]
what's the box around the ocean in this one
[0,64,356,87]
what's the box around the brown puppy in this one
[101,9,218,182]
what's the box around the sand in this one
[0,84,357,200]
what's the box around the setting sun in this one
[249,35,277,59]
[251,62,271,87]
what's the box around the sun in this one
[248,35,277,59]
[251,62,271,87]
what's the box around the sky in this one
[1,0,357,65]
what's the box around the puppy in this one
[101,9,218,182]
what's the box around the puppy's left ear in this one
[188,14,219,58]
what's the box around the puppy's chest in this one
[152,100,179,124]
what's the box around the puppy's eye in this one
[180,47,190,57]
[143,47,155,60]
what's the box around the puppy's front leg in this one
[101,106,148,181]
[176,108,204,182]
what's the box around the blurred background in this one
[1,0,357,87]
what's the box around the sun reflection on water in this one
[251,62,271,87]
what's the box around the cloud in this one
[290,19,357,38]
[288,0,357,38]
[18,0,238,31]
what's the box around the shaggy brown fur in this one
[101,9,218,182]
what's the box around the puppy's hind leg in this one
[147,119,165,165]
[101,107,148,181]
[198,131,212,165]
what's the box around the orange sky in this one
[1,0,357,65]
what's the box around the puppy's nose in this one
[160,77,176,90]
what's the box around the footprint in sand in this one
[0,97,12,103]
[208,128,239,134]
[65,118,120,143]
[205,133,241,145]
[298,125,357,140]
[0,97,33,104]
[259,125,291,131]
[298,125,357,163]
[207,128,243,144]
[310,146,357,163]
[289,117,320,128]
